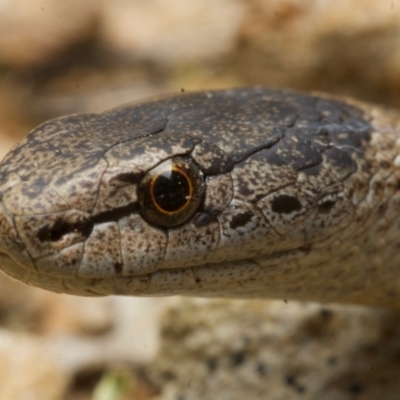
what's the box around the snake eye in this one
[138,157,204,228]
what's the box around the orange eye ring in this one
[138,157,204,228]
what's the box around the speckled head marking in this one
[0,88,400,307]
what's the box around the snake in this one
[0,87,399,307]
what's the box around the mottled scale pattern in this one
[0,88,400,307]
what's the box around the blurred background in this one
[1,1,400,399]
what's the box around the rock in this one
[100,0,244,64]
[0,0,98,67]
[235,0,400,104]
[0,329,69,400]
[151,299,400,400]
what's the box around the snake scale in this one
[0,87,399,307]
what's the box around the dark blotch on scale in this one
[114,262,123,275]
[38,218,93,242]
[230,212,253,229]
[21,177,47,199]
[318,200,336,213]
[271,195,302,214]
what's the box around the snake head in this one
[1,88,397,306]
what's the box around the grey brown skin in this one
[0,87,400,307]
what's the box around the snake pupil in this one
[152,170,190,212]
[138,156,204,228]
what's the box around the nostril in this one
[37,217,93,242]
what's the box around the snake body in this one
[0,88,400,307]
